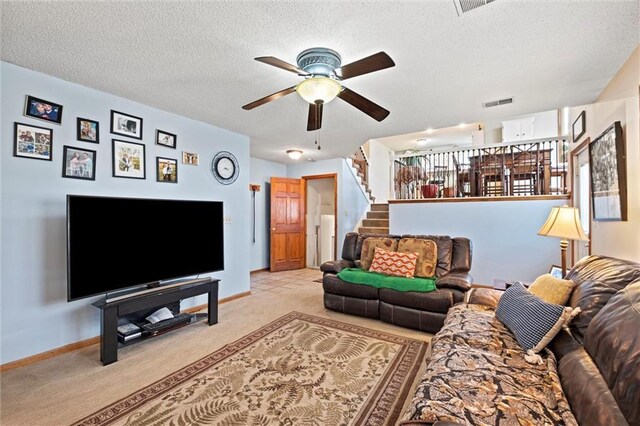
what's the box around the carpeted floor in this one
[1,268,431,426]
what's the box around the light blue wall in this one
[249,157,286,271]
[0,62,251,364]
[390,198,568,285]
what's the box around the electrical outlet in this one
[224,216,232,224]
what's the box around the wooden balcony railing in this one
[393,139,569,200]
[351,146,369,188]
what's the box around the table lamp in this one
[538,206,589,277]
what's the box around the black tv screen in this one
[67,195,224,301]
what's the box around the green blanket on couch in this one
[337,268,436,292]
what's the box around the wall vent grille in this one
[454,0,495,16]
[482,97,514,108]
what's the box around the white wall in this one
[1,62,251,364]
[367,139,392,203]
[390,198,568,284]
[249,157,286,271]
[568,45,640,263]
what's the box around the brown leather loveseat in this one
[321,232,473,333]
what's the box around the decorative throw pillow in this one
[496,283,580,357]
[397,238,437,278]
[528,273,575,305]
[360,237,398,270]
[369,247,418,278]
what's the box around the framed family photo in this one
[77,118,99,143]
[14,122,53,161]
[156,157,178,183]
[182,151,199,165]
[62,146,96,181]
[156,130,177,148]
[110,110,143,140]
[24,95,63,124]
[589,122,626,221]
[112,139,146,179]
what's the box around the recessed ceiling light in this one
[287,149,303,160]
[417,138,428,146]
[458,122,466,128]
[426,128,434,134]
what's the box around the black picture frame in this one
[62,146,97,181]
[24,95,63,124]
[156,156,178,183]
[156,130,177,149]
[572,111,586,142]
[14,122,53,161]
[77,117,100,143]
[589,122,626,221]
[110,110,143,140]
[112,139,146,179]
[548,265,563,279]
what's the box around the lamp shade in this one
[538,206,589,241]
[296,77,341,104]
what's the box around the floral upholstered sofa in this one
[400,255,640,426]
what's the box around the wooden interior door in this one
[270,177,305,272]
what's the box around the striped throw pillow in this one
[369,247,418,278]
[496,282,578,353]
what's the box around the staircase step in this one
[358,226,390,234]
[371,203,389,212]
[367,211,389,219]
[363,218,389,227]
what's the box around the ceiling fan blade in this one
[255,56,309,75]
[307,101,323,131]
[335,52,395,80]
[338,87,390,122]
[242,86,297,110]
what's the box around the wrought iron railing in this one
[393,139,569,200]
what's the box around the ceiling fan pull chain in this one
[316,129,321,150]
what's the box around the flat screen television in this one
[67,195,224,301]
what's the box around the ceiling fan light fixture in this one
[296,77,342,105]
[286,149,303,160]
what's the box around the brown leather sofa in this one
[402,254,640,425]
[320,232,473,333]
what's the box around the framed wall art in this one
[156,157,178,183]
[548,265,563,279]
[110,110,143,140]
[156,130,177,148]
[24,95,63,124]
[112,139,146,179]
[77,117,99,143]
[572,111,585,142]
[14,122,53,161]
[182,151,199,165]
[589,121,626,221]
[62,146,96,180]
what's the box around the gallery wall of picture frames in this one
[11,94,232,186]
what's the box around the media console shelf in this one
[92,277,219,365]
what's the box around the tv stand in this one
[92,277,218,365]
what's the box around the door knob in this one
[272,228,276,231]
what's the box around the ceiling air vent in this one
[482,97,514,108]
[454,0,495,16]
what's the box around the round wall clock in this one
[211,151,239,185]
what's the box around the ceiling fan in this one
[242,47,395,131]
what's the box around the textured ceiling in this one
[1,1,638,164]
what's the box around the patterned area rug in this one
[313,278,323,283]
[74,312,427,426]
